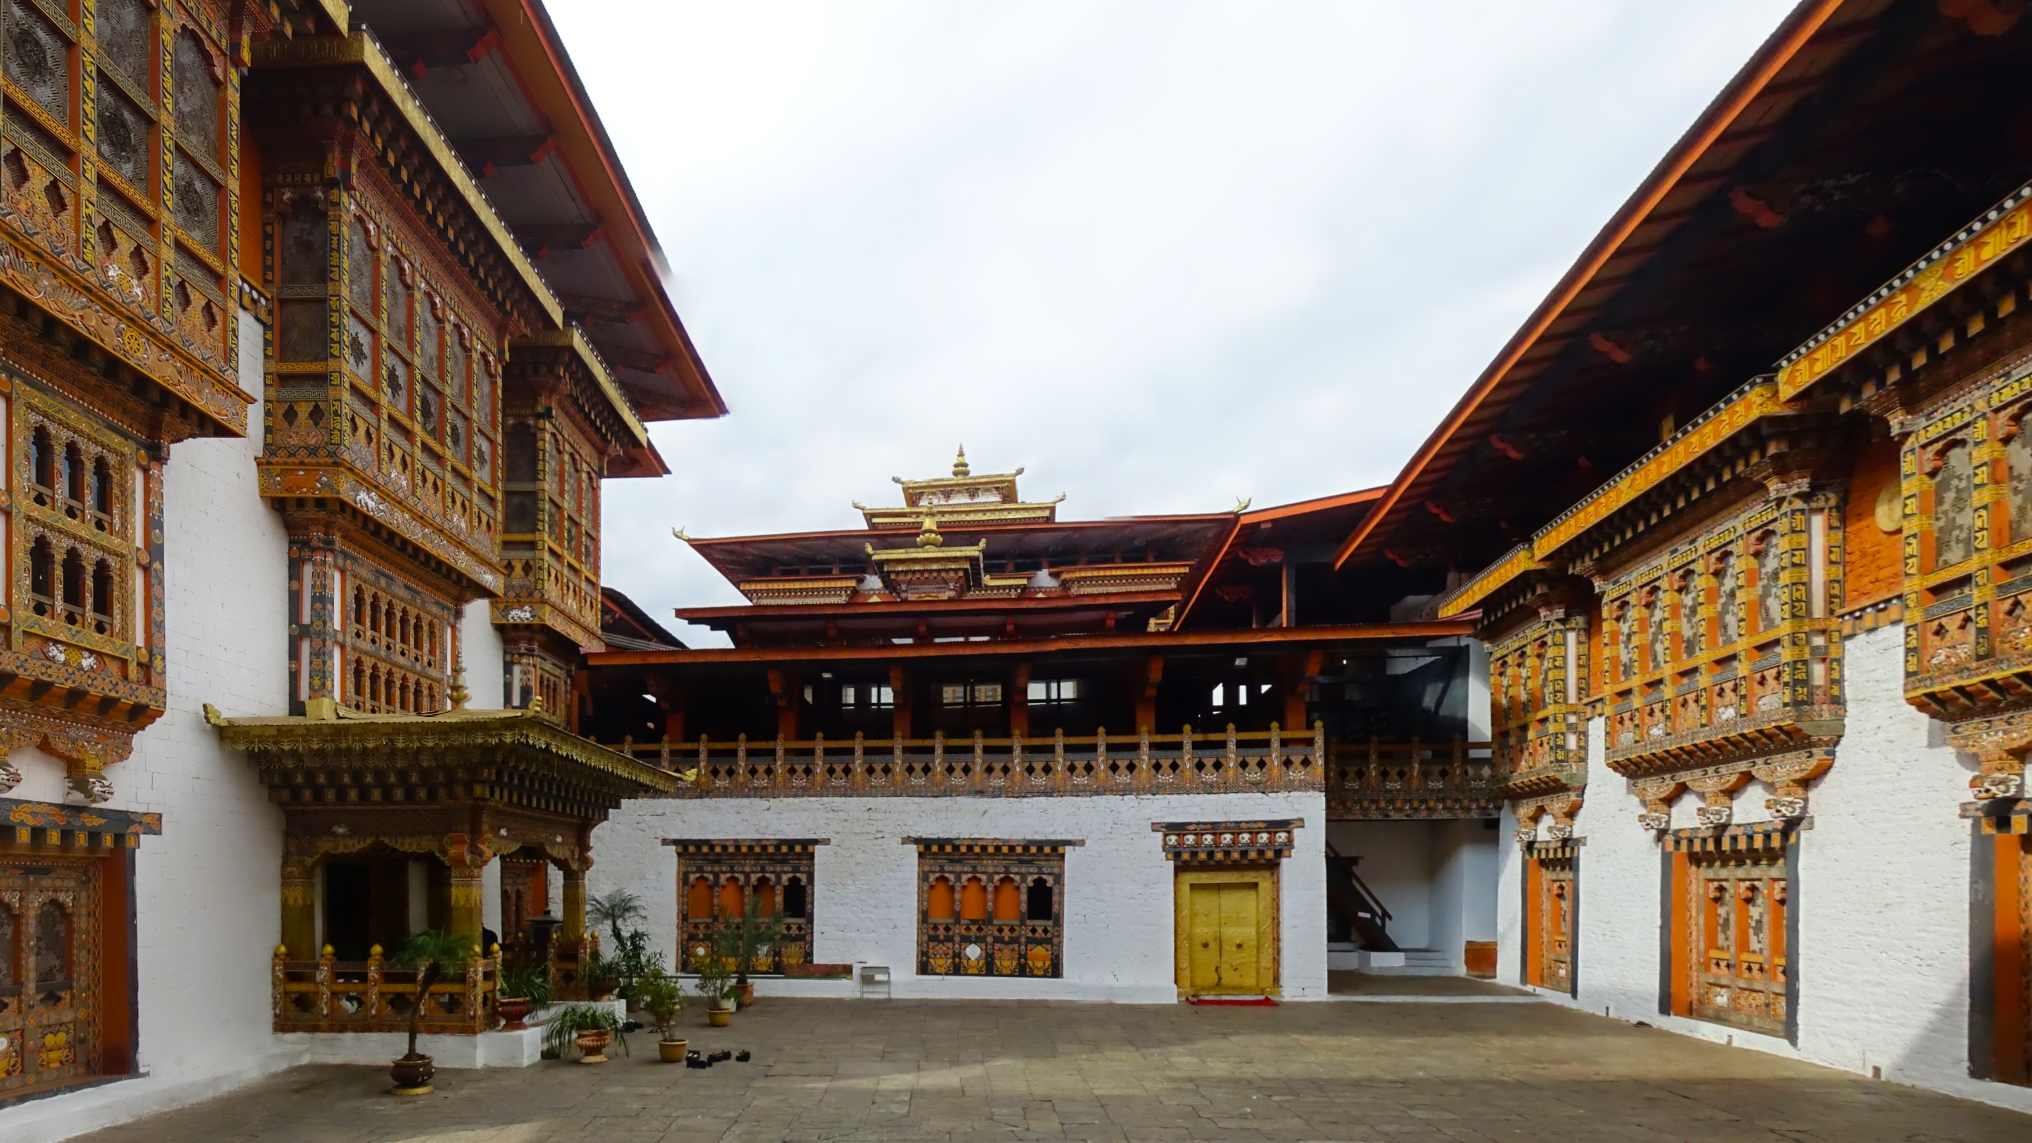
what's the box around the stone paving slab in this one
[61,998,2032,1143]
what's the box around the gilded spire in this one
[952,444,970,478]
[917,516,945,548]
[448,657,470,711]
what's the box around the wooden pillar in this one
[1277,651,1321,734]
[890,665,912,738]
[662,678,689,743]
[1009,662,1032,737]
[561,864,587,942]
[444,834,491,949]
[280,843,316,959]
[1136,656,1163,733]
[767,668,799,740]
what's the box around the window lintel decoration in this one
[904,838,1083,855]
[1152,819,1300,864]
[663,838,829,855]
[1664,819,1804,854]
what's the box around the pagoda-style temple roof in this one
[674,451,1241,646]
[1335,0,2032,576]
[862,447,1065,529]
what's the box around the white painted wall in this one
[459,602,505,710]
[1325,820,1432,949]
[593,791,1327,1002]
[4,312,298,1143]
[1494,626,2032,1117]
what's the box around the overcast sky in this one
[553,1,1800,647]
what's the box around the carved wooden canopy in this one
[205,703,681,829]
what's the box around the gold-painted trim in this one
[205,703,681,794]
[515,327,648,448]
[1778,181,2032,400]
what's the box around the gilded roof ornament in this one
[953,444,970,477]
[918,517,945,548]
[671,527,692,543]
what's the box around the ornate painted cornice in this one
[205,703,680,799]
[1778,178,2032,401]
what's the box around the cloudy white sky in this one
[552,1,1800,647]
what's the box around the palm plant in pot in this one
[728,900,782,1008]
[694,933,736,1027]
[541,1002,628,1064]
[633,966,687,1062]
[586,888,646,1000]
[388,929,478,1095]
[496,963,553,1031]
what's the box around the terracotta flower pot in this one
[707,1008,731,1028]
[658,1038,688,1063]
[497,997,531,1031]
[390,1054,434,1095]
[575,1028,613,1064]
[738,983,756,1007]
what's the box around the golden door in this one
[1187,882,1258,993]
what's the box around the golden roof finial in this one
[527,692,545,716]
[448,657,470,711]
[952,444,970,478]
[917,516,945,548]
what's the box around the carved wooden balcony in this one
[1600,492,1844,779]
[1323,737,1497,820]
[1490,612,1590,800]
[611,724,1326,799]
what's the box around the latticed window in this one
[1,0,230,355]
[340,574,452,714]
[916,843,1064,978]
[11,392,146,652]
[672,842,820,975]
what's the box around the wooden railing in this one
[609,725,1327,798]
[271,947,499,1035]
[1325,737,1498,819]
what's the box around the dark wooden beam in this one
[381,26,503,77]
[454,135,558,178]
[513,223,604,259]
[558,292,648,323]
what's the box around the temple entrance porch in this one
[204,702,682,1035]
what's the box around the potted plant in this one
[634,966,687,1062]
[728,900,782,1008]
[388,929,478,1095]
[542,1002,628,1064]
[694,938,735,1027]
[586,888,645,1000]
[497,963,553,1031]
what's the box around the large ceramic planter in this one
[575,1028,613,1064]
[707,1007,731,1028]
[497,997,531,1031]
[658,1038,688,1063]
[390,1054,434,1095]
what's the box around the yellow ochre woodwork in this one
[1172,865,1279,997]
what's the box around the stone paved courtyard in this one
[68,997,2032,1143]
